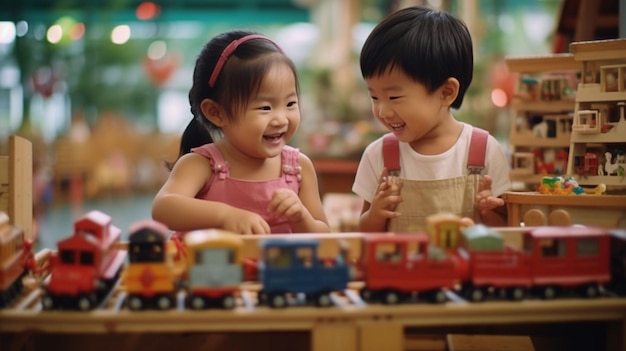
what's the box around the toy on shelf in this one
[358,216,612,304]
[182,229,244,310]
[567,38,626,189]
[460,225,610,301]
[258,237,350,308]
[505,54,581,189]
[537,176,606,195]
[123,219,185,310]
[358,232,457,304]
[41,210,127,311]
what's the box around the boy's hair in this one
[360,6,473,110]
[169,30,299,169]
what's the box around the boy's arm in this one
[358,174,403,232]
[479,202,508,227]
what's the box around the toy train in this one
[3,210,626,311]
[359,224,611,303]
[41,210,127,310]
[0,212,37,307]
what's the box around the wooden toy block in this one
[0,135,33,241]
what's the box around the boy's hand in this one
[269,188,307,224]
[476,175,505,215]
[370,168,404,219]
[224,208,271,234]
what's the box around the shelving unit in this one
[505,54,582,190]
[565,38,626,191]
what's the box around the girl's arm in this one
[151,153,270,233]
[289,153,330,233]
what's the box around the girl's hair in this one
[167,30,299,169]
[360,6,473,110]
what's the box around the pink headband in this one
[208,34,282,87]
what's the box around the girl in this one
[152,30,330,235]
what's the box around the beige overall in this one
[384,129,488,233]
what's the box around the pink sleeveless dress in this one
[190,144,302,234]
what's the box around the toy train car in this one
[41,210,127,310]
[359,233,460,304]
[123,219,183,310]
[0,212,35,307]
[182,229,244,309]
[258,238,350,308]
[459,225,609,301]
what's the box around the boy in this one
[352,6,511,232]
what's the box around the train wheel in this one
[315,293,332,307]
[42,294,56,310]
[507,287,526,301]
[383,291,399,305]
[581,284,600,298]
[468,288,485,302]
[156,295,172,310]
[127,295,144,310]
[189,295,206,310]
[542,286,557,299]
[77,294,95,311]
[429,290,447,303]
[222,295,236,309]
[269,294,287,308]
[360,288,373,302]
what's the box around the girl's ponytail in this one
[165,118,213,170]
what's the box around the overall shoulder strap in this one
[203,144,229,180]
[467,127,488,175]
[382,133,400,176]
[281,146,302,184]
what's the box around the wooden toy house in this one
[567,38,626,188]
[505,54,581,189]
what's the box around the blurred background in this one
[0,0,620,248]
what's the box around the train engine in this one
[124,219,182,310]
[359,233,467,304]
[41,210,127,310]
[258,238,350,308]
[182,229,243,309]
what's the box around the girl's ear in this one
[200,99,225,127]
[440,78,460,107]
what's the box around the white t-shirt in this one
[352,123,511,203]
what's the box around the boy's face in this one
[221,62,300,159]
[365,67,450,145]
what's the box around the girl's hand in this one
[476,175,505,215]
[224,208,271,234]
[269,188,306,223]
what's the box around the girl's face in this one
[222,62,300,159]
[365,67,450,145]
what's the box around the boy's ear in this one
[200,99,225,127]
[441,78,460,106]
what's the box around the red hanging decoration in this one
[142,53,179,86]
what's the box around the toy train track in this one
[3,276,626,335]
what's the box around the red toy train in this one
[359,218,614,304]
[41,210,127,310]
